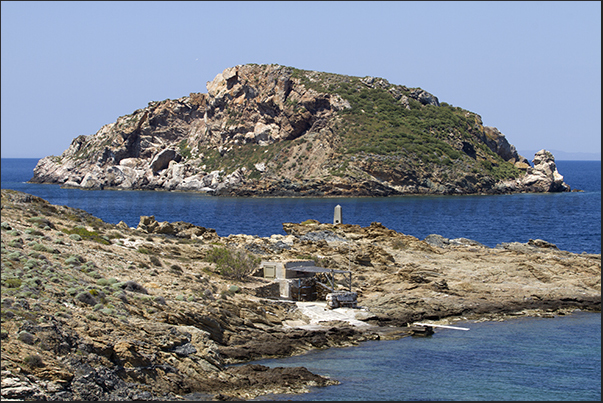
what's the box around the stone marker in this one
[333,205,342,224]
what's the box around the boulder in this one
[424,234,449,248]
[527,239,559,249]
[163,162,186,190]
[119,158,141,168]
[137,215,158,233]
[80,172,103,189]
[482,126,529,164]
[155,221,175,234]
[521,150,570,192]
[175,175,213,192]
[410,89,440,106]
[150,149,182,173]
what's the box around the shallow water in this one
[250,312,601,401]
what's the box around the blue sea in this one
[0,159,600,254]
[250,311,601,401]
[1,158,601,401]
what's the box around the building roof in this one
[286,266,351,274]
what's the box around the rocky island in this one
[30,64,570,196]
[1,189,599,400]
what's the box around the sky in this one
[1,1,601,160]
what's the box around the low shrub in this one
[122,280,148,294]
[32,243,53,253]
[96,278,110,286]
[100,308,114,316]
[64,255,84,266]
[24,259,39,269]
[3,278,22,288]
[17,331,35,345]
[26,217,54,229]
[97,277,118,286]
[23,354,44,368]
[75,291,97,306]
[301,219,320,225]
[149,256,162,267]
[7,239,23,248]
[7,251,22,260]
[24,228,44,236]
[60,226,110,244]
[204,247,260,280]
[113,291,128,303]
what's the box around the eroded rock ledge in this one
[1,190,597,401]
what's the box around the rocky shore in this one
[1,189,600,401]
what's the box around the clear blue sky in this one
[2,1,601,159]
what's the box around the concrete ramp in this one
[283,301,372,330]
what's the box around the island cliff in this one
[30,64,570,195]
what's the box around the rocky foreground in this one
[1,189,600,400]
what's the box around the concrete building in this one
[259,259,357,308]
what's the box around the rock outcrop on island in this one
[30,64,570,196]
[521,149,570,192]
[1,190,598,400]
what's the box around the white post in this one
[333,205,342,224]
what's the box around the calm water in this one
[250,312,601,401]
[0,159,600,254]
[1,158,601,400]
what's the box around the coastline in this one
[0,189,600,401]
[240,309,601,402]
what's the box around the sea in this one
[249,311,601,401]
[1,158,601,400]
[0,159,600,254]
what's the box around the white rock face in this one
[175,175,213,192]
[119,158,141,168]
[521,149,569,192]
[253,122,278,143]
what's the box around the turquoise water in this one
[1,159,600,254]
[250,312,601,401]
